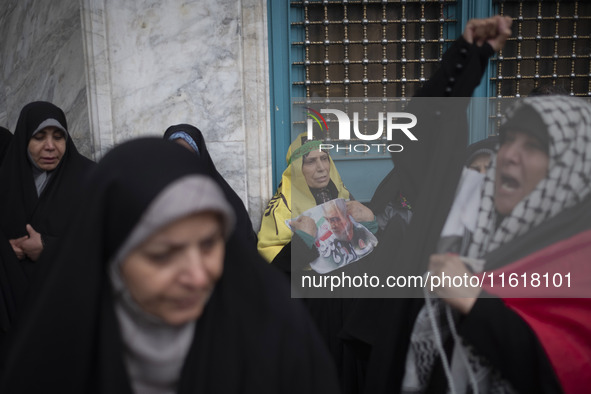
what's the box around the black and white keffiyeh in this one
[468,96,591,258]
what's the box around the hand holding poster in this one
[287,198,378,274]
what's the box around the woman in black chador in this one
[0,101,94,344]
[164,123,257,247]
[0,138,340,394]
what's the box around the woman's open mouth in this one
[499,174,520,192]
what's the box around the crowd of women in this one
[0,14,589,394]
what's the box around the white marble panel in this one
[103,0,245,144]
[241,0,272,230]
[206,141,247,204]
[80,0,115,159]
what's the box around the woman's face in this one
[27,126,66,171]
[494,130,549,215]
[121,212,225,326]
[468,153,492,174]
[324,203,353,242]
[301,150,331,189]
[174,138,195,153]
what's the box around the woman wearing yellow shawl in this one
[257,133,374,263]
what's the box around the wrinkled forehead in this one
[303,149,329,161]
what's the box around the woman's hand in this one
[19,224,44,261]
[291,216,317,238]
[346,201,374,223]
[463,15,512,52]
[428,253,481,314]
[9,235,28,260]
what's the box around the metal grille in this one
[494,1,591,98]
[291,0,459,99]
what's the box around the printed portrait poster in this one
[287,198,378,274]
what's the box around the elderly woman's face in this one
[302,150,330,189]
[494,130,549,215]
[27,126,66,171]
[121,212,225,326]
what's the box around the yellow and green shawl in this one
[257,133,350,262]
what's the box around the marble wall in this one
[80,0,271,229]
[0,0,92,156]
[0,0,272,230]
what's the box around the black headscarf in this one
[0,102,94,338]
[0,138,340,394]
[0,101,95,247]
[164,124,257,247]
[0,127,11,167]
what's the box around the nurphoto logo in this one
[305,107,418,153]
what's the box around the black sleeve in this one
[271,236,319,275]
[22,233,58,284]
[40,233,57,254]
[379,37,497,280]
[415,36,494,98]
[337,37,501,394]
[15,233,57,282]
[458,297,563,394]
[389,37,495,208]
